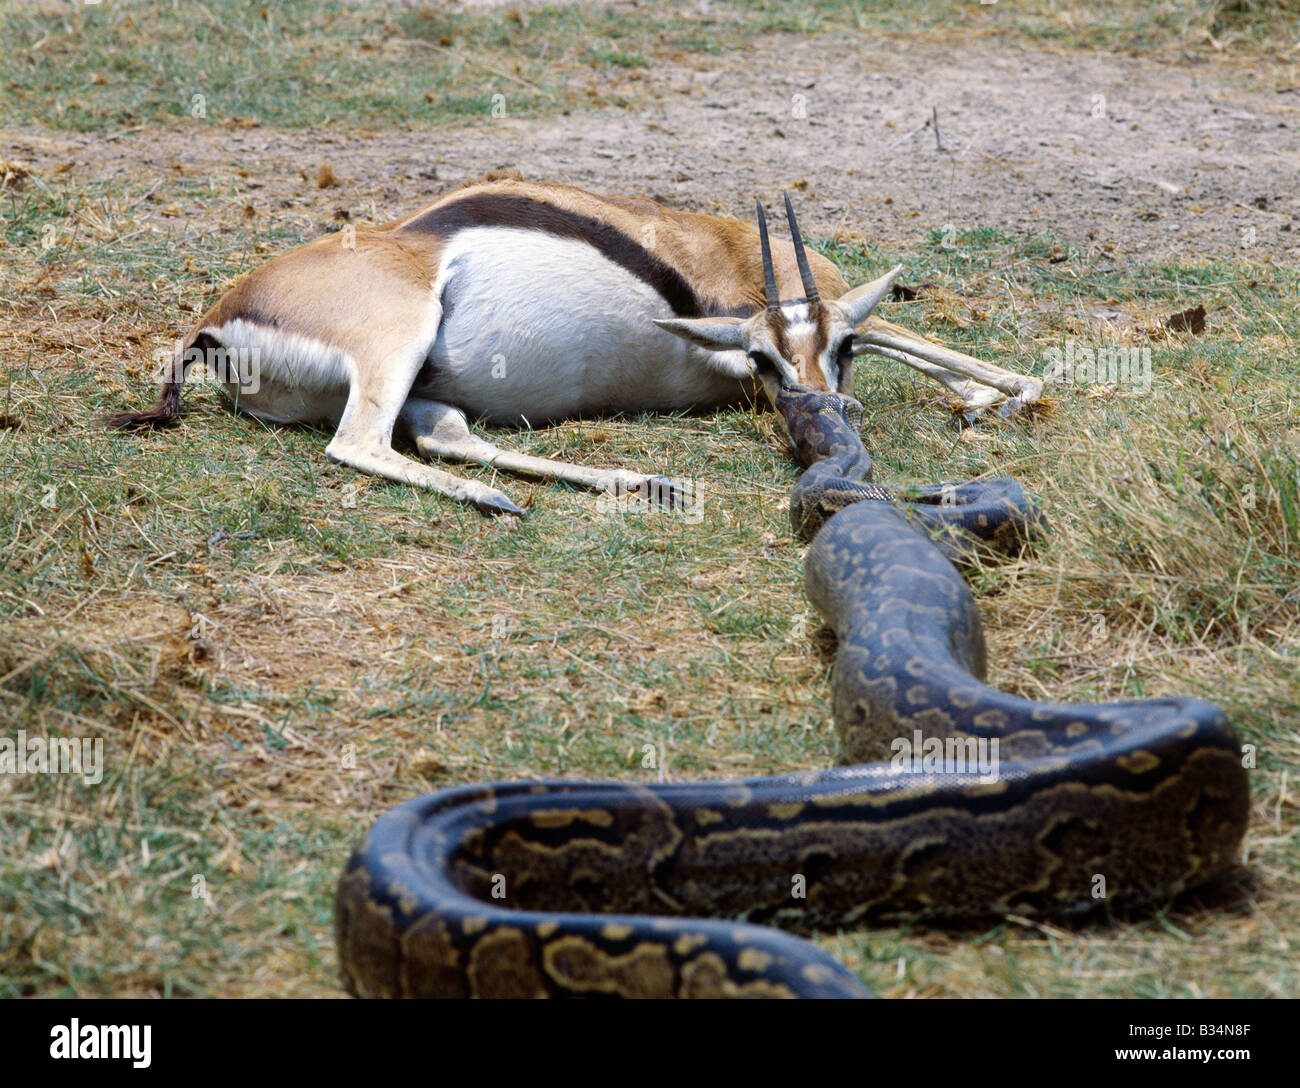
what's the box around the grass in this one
[2,1,1295,134]
[1,2,1297,1000]
[2,162,1296,998]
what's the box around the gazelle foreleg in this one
[855,317,1043,407]
[400,399,682,503]
[857,343,1004,409]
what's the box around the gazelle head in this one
[654,193,901,410]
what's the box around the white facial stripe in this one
[780,303,816,350]
[821,353,839,389]
[785,320,816,343]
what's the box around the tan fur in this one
[386,176,850,315]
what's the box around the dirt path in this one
[6,34,1298,261]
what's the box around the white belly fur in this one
[416,227,744,424]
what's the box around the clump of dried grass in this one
[1035,392,1298,646]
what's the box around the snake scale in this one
[335,388,1250,998]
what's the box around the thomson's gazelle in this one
[107,175,1041,515]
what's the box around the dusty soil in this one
[6,33,1298,262]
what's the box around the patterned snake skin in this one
[334,388,1249,998]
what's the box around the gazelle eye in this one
[748,350,778,376]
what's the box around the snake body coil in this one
[335,389,1249,998]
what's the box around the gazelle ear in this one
[838,265,904,326]
[653,316,748,352]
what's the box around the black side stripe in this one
[403,193,750,319]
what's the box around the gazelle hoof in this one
[1009,378,1043,405]
[636,475,691,512]
[475,492,527,518]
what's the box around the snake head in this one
[775,386,865,449]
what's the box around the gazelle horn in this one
[783,191,820,304]
[755,199,779,310]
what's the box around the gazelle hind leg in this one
[324,333,525,516]
[332,444,526,516]
[400,398,678,499]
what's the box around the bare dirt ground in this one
[7,34,1298,261]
